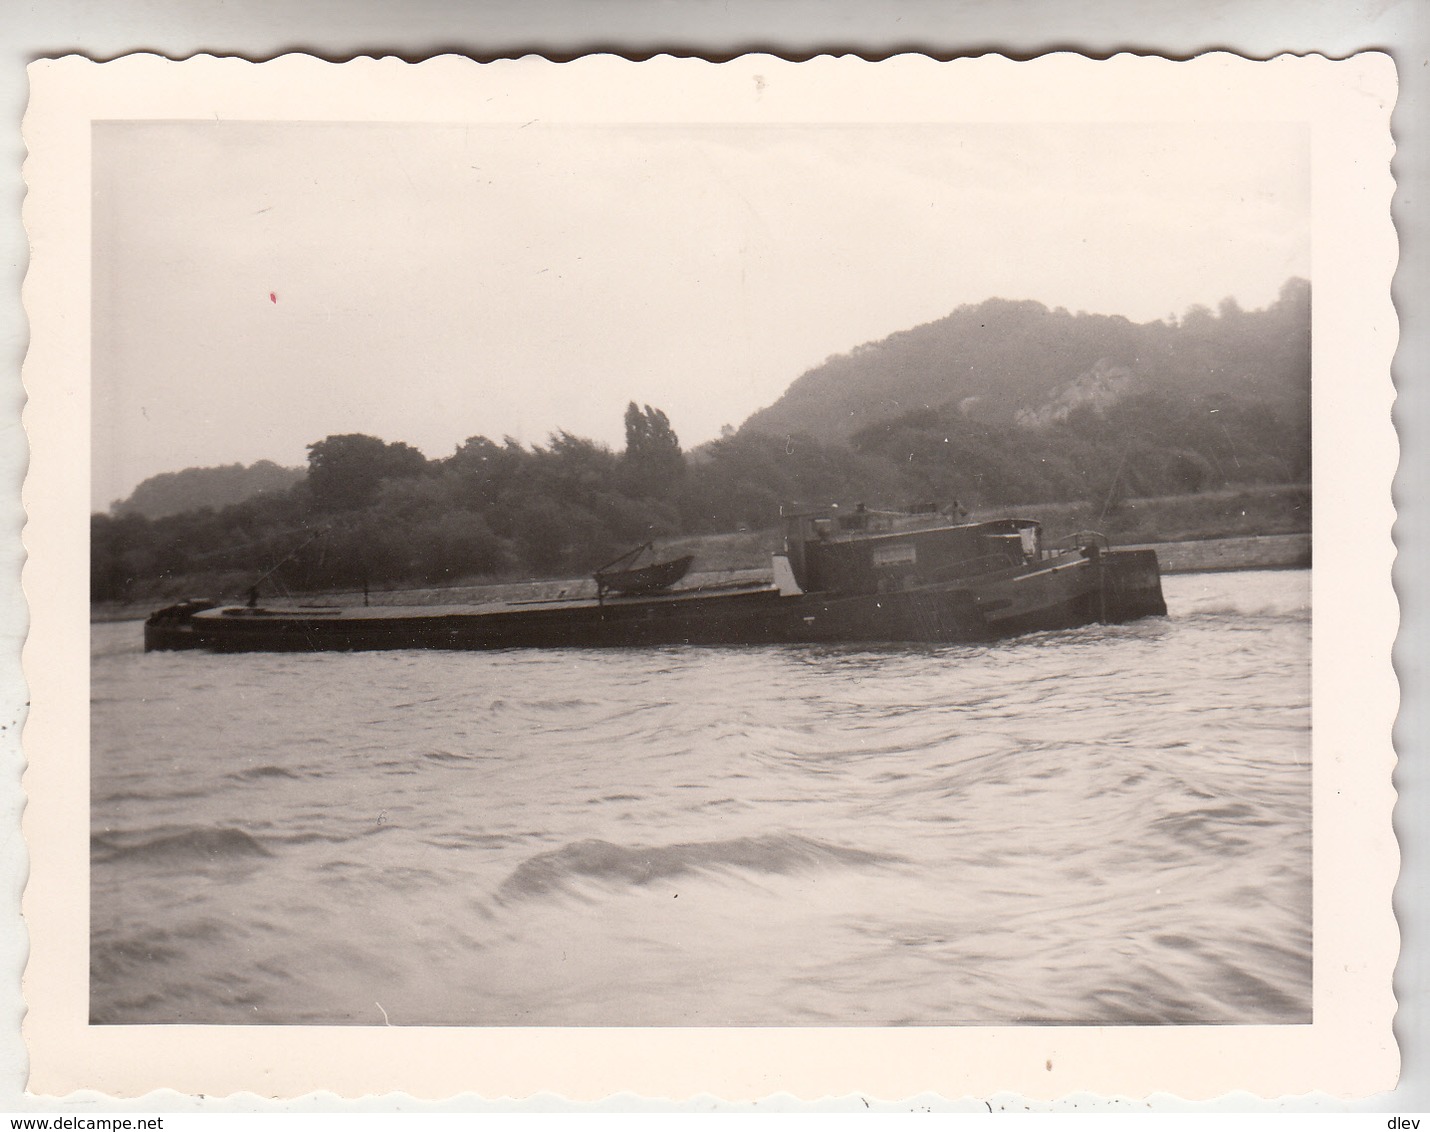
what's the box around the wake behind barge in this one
[144,508,1166,653]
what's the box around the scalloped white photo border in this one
[18,52,1399,1101]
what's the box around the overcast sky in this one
[91,120,1309,510]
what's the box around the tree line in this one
[94,383,1306,604]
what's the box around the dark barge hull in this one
[145,549,1166,653]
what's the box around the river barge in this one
[144,507,1166,653]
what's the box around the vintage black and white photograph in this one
[87,113,1316,1027]
[19,53,1397,1098]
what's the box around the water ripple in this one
[90,569,1311,1026]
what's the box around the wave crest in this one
[500,833,903,899]
[93,826,271,866]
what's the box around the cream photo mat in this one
[20,52,1399,1101]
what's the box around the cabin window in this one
[873,543,917,567]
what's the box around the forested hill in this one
[739,278,1310,444]
[112,460,305,519]
[93,283,1312,604]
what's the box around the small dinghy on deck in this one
[593,544,696,598]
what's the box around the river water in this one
[90,570,1311,1027]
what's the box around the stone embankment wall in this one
[1130,533,1310,574]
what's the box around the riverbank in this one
[90,530,1310,622]
[1132,533,1309,574]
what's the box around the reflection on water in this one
[91,571,1310,1026]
